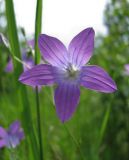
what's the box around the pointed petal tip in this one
[60,119,65,123]
[88,27,95,31]
[18,76,22,81]
[68,27,95,67]
[18,74,25,83]
[59,116,71,123]
[38,34,50,45]
[54,83,80,123]
[60,117,71,123]
[85,27,95,34]
[111,83,117,92]
[18,72,32,86]
[80,65,117,93]
[38,33,68,67]
[38,33,44,40]
[19,64,55,87]
[101,81,117,93]
[107,79,117,93]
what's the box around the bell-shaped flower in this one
[19,28,117,122]
[0,121,24,149]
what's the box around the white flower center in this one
[7,134,19,149]
[53,63,80,84]
[65,64,79,80]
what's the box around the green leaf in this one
[34,0,44,160]
[5,0,39,159]
[35,0,43,64]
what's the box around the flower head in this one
[19,28,117,122]
[5,38,35,73]
[5,57,14,72]
[0,121,24,149]
[5,52,34,73]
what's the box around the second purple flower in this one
[0,121,24,149]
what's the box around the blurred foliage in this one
[0,0,129,160]
[93,0,129,159]
[0,0,9,93]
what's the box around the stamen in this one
[65,63,79,80]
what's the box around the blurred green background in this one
[0,0,129,160]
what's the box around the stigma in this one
[65,63,79,80]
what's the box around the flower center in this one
[7,134,19,149]
[65,64,79,80]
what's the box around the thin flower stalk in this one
[34,0,44,160]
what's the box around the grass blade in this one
[5,0,39,159]
[98,96,113,149]
[34,0,43,160]
[35,0,42,64]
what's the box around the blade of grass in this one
[99,105,111,145]
[34,0,44,160]
[5,1,22,81]
[64,124,85,160]
[35,0,42,64]
[97,96,113,148]
[5,0,39,159]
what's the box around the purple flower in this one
[19,28,117,122]
[22,51,35,71]
[5,53,34,73]
[27,39,35,49]
[4,37,35,73]
[0,121,24,149]
[4,38,35,73]
[5,58,14,73]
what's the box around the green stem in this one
[64,124,85,160]
[98,96,113,149]
[9,149,18,160]
[35,87,44,160]
[98,105,111,146]
[34,0,43,160]
[34,0,42,64]
[5,0,39,159]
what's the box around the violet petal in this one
[0,139,6,148]
[54,83,80,122]
[0,127,7,138]
[5,58,13,73]
[19,64,55,86]
[68,28,95,68]
[17,130,24,140]
[9,121,20,134]
[8,135,20,148]
[38,34,68,68]
[80,65,117,93]
[27,39,35,49]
